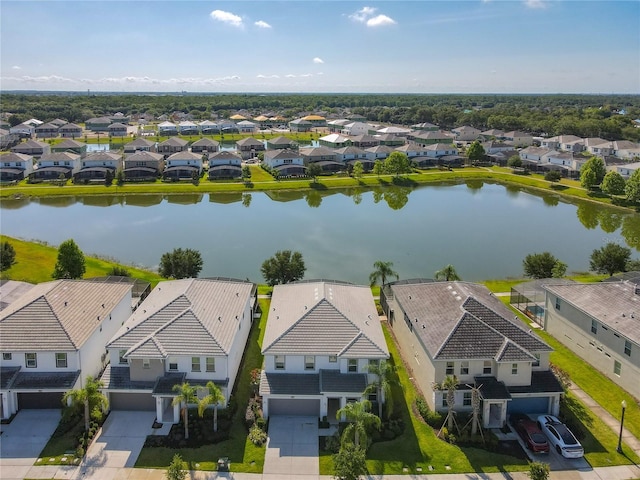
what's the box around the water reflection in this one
[466,180,484,193]
[166,194,203,205]
[209,192,242,204]
[242,193,252,208]
[576,203,599,229]
[125,194,163,207]
[37,196,77,208]
[81,196,125,207]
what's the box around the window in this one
[348,359,358,372]
[511,363,518,375]
[483,360,492,375]
[329,355,337,363]
[446,362,454,375]
[555,297,561,310]
[533,353,540,367]
[591,320,598,334]
[442,394,449,408]
[614,360,622,376]
[168,358,178,371]
[305,356,315,370]
[206,357,215,372]
[460,361,469,375]
[624,340,632,357]
[463,392,472,407]
[25,352,37,368]
[2,353,11,360]
[143,358,150,369]
[56,353,67,368]
[275,355,285,370]
[191,357,200,372]
[119,350,128,364]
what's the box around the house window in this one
[275,355,285,370]
[446,362,454,375]
[305,356,315,370]
[591,320,598,334]
[119,350,128,364]
[168,358,178,371]
[191,357,201,372]
[460,361,469,375]
[483,361,492,375]
[206,357,215,372]
[348,359,358,372]
[25,352,37,368]
[555,297,561,310]
[143,359,150,369]
[614,360,622,376]
[329,355,337,363]
[533,354,540,367]
[56,353,67,368]
[442,394,449,408]
[511,363,518,375]
[624,340,631,356]
[2,353,11,360]
[463,392,472,406]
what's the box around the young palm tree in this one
[336,399,381,448]
[369,261,399,287]
[441,375,458,432]
[62,376,108,433]
[434,264,461,281]
[197,381,225,432]
[364,360,397,419]
[172,382,198,440]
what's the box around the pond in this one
[1,182,637,284]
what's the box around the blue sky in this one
[1,1,638,93]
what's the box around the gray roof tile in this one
[99,366,155,391]
[259,372,320,396]
[319,370,367,393]
[11,370,80,390]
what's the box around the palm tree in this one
[364,360,397,419]
[438,375,459,432]
[172,382,198,440]
[62,376,108,433]
[369,261,399,287]
[336,399,381,448]
[434,264,461,281]
[197,381,225,432]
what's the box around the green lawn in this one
[134,298,270,472]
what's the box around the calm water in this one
[1,182,637,284]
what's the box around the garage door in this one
[508,396,549,415]
[269,398,320,417]
[110,392,155,411]
[18,392,63,409]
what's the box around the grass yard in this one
[247,165,275,182]
[134,298,270,472]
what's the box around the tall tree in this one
[625,169,640,203]
[197,381,225,433]
[352,161,364,181]
[172,382,198,440]
[590,242,631,276]
[580,156,606,189]
[306,162,322,183]
[369,260,399,287]
[336,399,381,448]
[52,239,86,279]
[0,240,16,271]
[364,360,397,419]
[260,250,306,286]
[466,140,485,163]
[436,375,459,433]
[601,171,626,196]
[384,152,411,177]
[62,376,108,433]
[159,248,203,279]
[523,252,565,279]
[434,264,461,281]
[372,160,385,177]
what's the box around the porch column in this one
[482,401,490,428]
[320,397,328,419]
[173,402,181,424]
[155,397,163,423]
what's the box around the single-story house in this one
[266,136,296,150]
[124,138,156,154]
[51,139,87,156]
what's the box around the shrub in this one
[245,404,256,428]
[415,397,430,420]
[248,424,267,446]
[75,446,85,458]
[323,432,341,453]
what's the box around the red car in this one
[510,413,550,453]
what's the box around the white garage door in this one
[269,398,320,417]
[110,392,155,411]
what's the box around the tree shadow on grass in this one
[561,395,607,455]
[550,184,569,191]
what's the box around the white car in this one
[536,415,584,458]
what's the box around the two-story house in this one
[123,151,164,181]
[58,123,83,138]
[190,138,220,157]
[259,281,389,421]
[157,137,189,157]
[299,146,343,173]
[263,149,306,176]
[236,137,265,160]
[102,278,256,424]
[0,152,34,182]
[124,138,156,154]
[31,152,81,181]
[381,280,562,428]
[34,122,60,139]
[75,151,122,182]
[451,126,481,142]
[0,280,134,419]
[11,139,50,158]
[208,151,243,179]
[50,139,87,156]
[163,151,203,180]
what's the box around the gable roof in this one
[125,151,164,162]
[158,137,188,147]
[53,139,85,149]
[262,281,388,358]
[191,138,219,147]
[236,137,263,147]
[107,278,255,358]
[0,280,132,351]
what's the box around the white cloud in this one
[367,15,396,27]
[254,20,271,29]
[349,6,377,23]
[210,10,244,28]
[313,57,324,64]
[285,74,296,78]
[0,74,242,87]
[256,74,279,79]
[300,73,313,78]
[11,65,21,70]
[524,0,548,9]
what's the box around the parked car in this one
[536,415,584,458]
[510,413,550,453]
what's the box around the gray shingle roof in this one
[11,370,80,390]
[152,372,186,394]
[0,366,20,389]
[259,372,320,396]
[320,370,367,393]
[509,371,563,394]
[262,282,388,359]
[0,280,132,351]
[99,366,155,391]
[474,376,511,400]
[191,138,219,147]
[158,137,188,147]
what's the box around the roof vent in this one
[409,295,412,300]
[97,316,100,321]
[102,304,105,308]
[64,301,68,307]
[218,316,221,321]
[422,324,426,329]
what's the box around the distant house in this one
[263,149,306,176]
[260,281,389,420]
[11,139,50,158]
[410,131,454,146]
[0,279,134,418]
[482,140,513,155]
[158,121,178,136]
[424,143,459,158]
[108,123,128,137]
[376,126,411,137]
[288,118,313,132]
[124,138,156,154]
[349,134,379,149]
[334,146,368,163]
[236,120,257,133]
[208,151,243,179]
[301,115,327,127]
[75,151,122,182]
[365,145,393,162]
[109,113,130,125]
[376,134,405,147]
[102,278,256,422]
[198,120,220,135]
[327,119,350,133]
[266,136,296,150]
[164,151,203,180]
[58,123,83,138]
[157,137,189,157]
[319,134,351,149]
[123,151,164,180]
[395,143,429,158]
[51,139,87,156]
[502,131,533,147]
[519,146,554,169]
[9,122,35,138]
[382,280,562,428]
[190,138,220,157]
[541,135,582,152]
[34,122,59,139]
[0,129,20,150]
[451,126,481,142]
[341,122,370,137]
[411,122,439,132]
[299,146,342,173]
[236,137,265,160]
[0,152,34,182]
[612,141,640,159]
[178,121,199,135]
[31,152,81,181]
[85,117,112,132]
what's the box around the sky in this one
[1,0,639,94]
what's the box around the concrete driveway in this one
[0,409,61,480]
[263,416,318,478]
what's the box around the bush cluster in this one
[415,396,444,428]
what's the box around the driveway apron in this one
[263,416,319,477]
